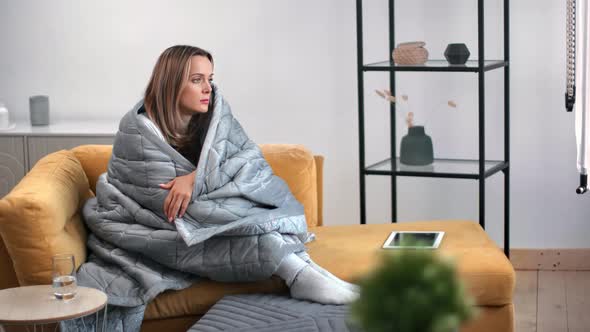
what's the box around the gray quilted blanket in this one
[66,84,312,331]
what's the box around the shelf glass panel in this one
[363,59,507,72]
[366,158,506,178]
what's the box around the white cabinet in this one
[0,136,26,198]
[27,136,114,169]
[0,120,117,197]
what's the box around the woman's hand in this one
[160,171,196,222]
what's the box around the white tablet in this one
[382,231,444,249]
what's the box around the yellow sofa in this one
[0,144,515,332]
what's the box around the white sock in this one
[288,265,359,305]
[295,252,360,293]
[307,260,361,294]
[275,253,309,287]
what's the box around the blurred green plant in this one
[350,240,476,332]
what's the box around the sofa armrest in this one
[0,150,91,287]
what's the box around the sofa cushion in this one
[71,145,112,195]
[0,150,91,285]
[144,277,287,320]
[71,144,319,228]
[260,144,318,228]
[142,220,514,320]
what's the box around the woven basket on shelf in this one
[392,41,429,65]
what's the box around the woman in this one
[138,45,359,304]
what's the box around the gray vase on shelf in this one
[400,126,434,166]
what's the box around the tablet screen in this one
[382,231,444,249]
[392,232,437,246]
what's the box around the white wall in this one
[0,0,588,248]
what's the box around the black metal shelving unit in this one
[356,0,510,257]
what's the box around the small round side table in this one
[0,285,108,332]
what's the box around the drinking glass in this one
[51,254,77,300]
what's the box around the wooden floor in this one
[515,270,590,332]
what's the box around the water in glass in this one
[51,254,77,300]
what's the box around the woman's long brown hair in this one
[144,45,215,165]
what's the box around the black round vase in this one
[400,126,434,166]
[444,43,471,65]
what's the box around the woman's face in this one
[179,55,214,116]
